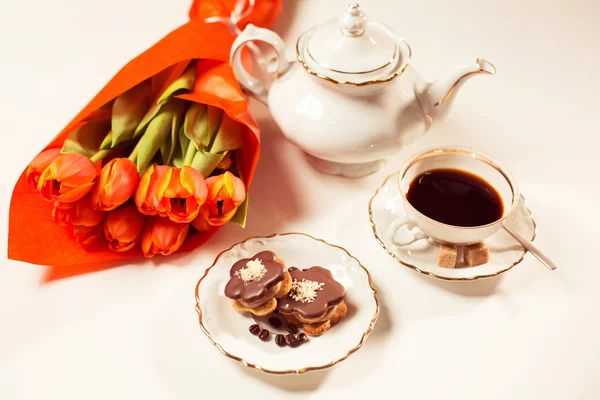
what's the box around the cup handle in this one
[229,24,290,104]
[389,218,429,246]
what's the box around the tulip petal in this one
[180,166,207,203]
[135,165,169,216]
[26,148,61,187]
[71,196,105,226]
[29,148,62,170]
[52,154,98,187]
[203,172,246,227]
[191,213,213,232]
[57,182,96,203]
[141,217,189,257]
[104,204,146,252]
[93,158,139,211]
[53,201,75,226]
[73,225,102,246]
[225,171,246,206]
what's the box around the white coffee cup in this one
[396,147,520,245]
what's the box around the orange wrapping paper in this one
[189,0,282,30]
[7,0,282,278]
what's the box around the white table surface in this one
[1,0,599,399]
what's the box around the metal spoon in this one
[502,222,558,270]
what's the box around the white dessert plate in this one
[369,172,536,281]
[195,233,379,374]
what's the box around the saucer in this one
[195,233,379,374]
[369,172,537,281]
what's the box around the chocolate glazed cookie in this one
[225,251,292,316]
[278,267,348,336]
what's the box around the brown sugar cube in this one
[437,244,458,268]
[463,243,490,266]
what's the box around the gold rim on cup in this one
[397,146,521,231]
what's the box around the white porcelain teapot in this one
[230,4,496,177]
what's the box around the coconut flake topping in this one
[290,279,325,303]
[235,259,267,283]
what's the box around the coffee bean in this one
[288,335,300,347]
[249,324,260,335]
[285,334,299,347]
[268,317,282,329]
[258,329,270,341]
[285,324,298,334]
[288,267,298,271]
[284,334,294,345]
[275,334,286,347]
[297,333,308,343]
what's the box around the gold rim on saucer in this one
[368,172,537,281]
[194,232,380,374]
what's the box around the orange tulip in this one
[52,201,74,226]
[190,213,212,232]
[200,171,245,226]
[73,225,102,246]
[135,164,170,216]
[91,158,139,211]
[52,195,104,227]
[26,148,61,187]
[37,153,98,203]
[156,166,207,223]
[104,204,146,252]
[141,216,189,258]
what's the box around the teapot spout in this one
[416,58,496,125]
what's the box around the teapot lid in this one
[296,4,411,85]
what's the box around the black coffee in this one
[406,168,503,227]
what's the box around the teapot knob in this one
[341,3,367,37]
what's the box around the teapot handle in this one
[230,24,290,104]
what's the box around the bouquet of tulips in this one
[25,61,247,258]
[8,0,282,276]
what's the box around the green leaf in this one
[207,106,224,147]
[183,104,225,153]
[230,194,249,228]
[136,99,186,171]
[209,113,243,153]
[190,150,227,178]
[133,102,160,138]
[157,64,196,105]
[159,138,172,166]
[99,131,113,150]
[183,103,209,149]
[111,80,151,147]
[172,126,190,168]
[61,119,111,157]
[159,102,186,166]
[134,65,196,138]
[179,125,190,158]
